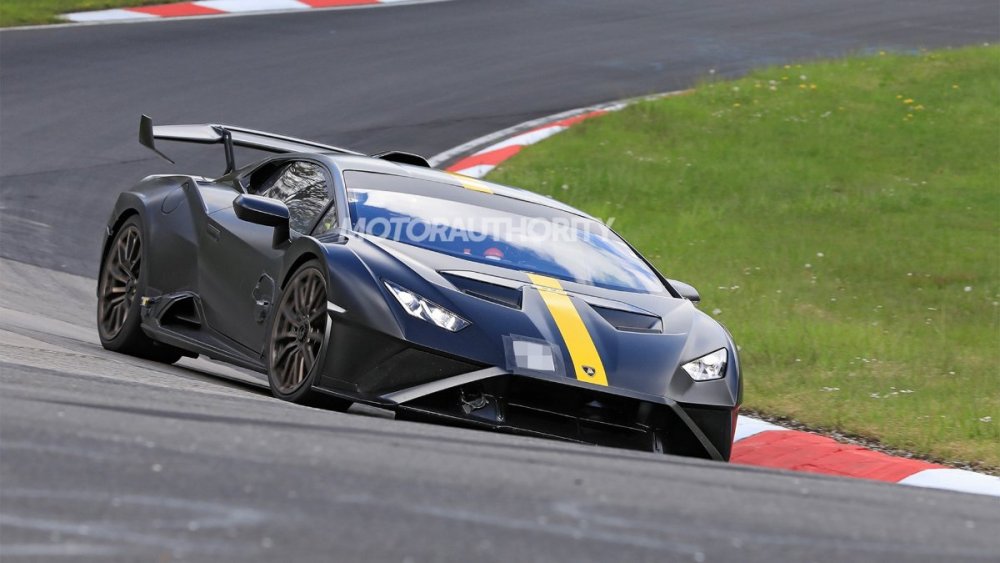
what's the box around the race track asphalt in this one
[1,0,999,560]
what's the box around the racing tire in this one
[97,215,183,364]
[267,260,352,412]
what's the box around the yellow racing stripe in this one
[527,274,608,386]
[447,172,494,194]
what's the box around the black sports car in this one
[98,116,742,460]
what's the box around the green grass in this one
[0,0,168,26]
[488,46,1000,469]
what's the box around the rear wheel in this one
[267,261,351,411]
[97,215,182,364]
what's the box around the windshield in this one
[344,172,665,294]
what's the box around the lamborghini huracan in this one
[97,116,742,460]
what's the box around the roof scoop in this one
[370,151,430,167]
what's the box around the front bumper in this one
[383,368,736,461]
[316,314,738,461]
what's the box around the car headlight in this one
[384,281,470,332]
[681,349,727,381]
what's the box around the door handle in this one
[207,223,220,242]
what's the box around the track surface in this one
[1,0,999,560]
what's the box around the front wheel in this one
[267,261,351,411]
[97,215,182,364]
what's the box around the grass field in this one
[488,46,1000,469]
[0,0,166,26]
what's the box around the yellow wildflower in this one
[903,98,914,104]
[733,103,741,108]
[810,84,817,90]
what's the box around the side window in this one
[313,200,338,236]
[259,161,331,233]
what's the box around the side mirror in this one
[668,279,700,304]
[234,194,290,247]
[234,194,288,226]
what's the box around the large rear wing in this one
[138,115,365,175]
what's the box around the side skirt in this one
[139,292,267,373]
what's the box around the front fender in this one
[279,234,404,340]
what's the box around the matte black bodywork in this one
[102,122,742,461]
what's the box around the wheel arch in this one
[280,237,404,339]
[100,208,140,260]
[279,245,324,290]
[97,195,149,290]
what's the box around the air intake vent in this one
[591,305,662,333]
[442,273,522,309]
[159,294,202,328]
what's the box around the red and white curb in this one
[429,92,690,177]
[429,99,1000,498]
[433,108,619,178]
[731,418,999,496]
[63,0,423,24]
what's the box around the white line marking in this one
[195,0,310,12]
[63,9,158,21]
[733,415,788,442]
[477,125,568,154]
[899,469,1000,497]
[450,164,495,178]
